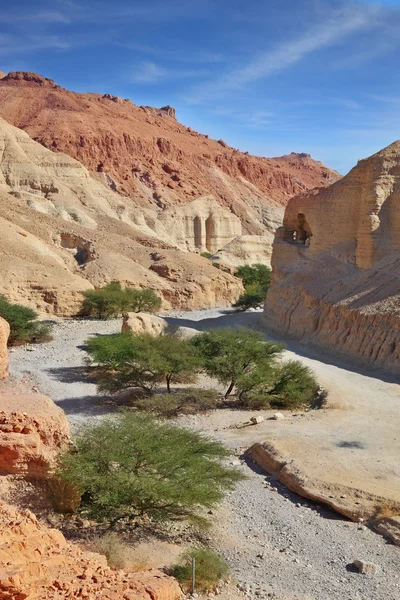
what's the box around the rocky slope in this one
[265,141,400,373]
[0,71,340,238]
[0,117,243,314]
[0,500,181,600]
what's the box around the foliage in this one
[200,252,213,259]
[0,295,52,346]
[192,328,283,397]
[232,283,266,311]
[58,412,244,523]
[45,477,81,513]
[80,283,161,320]
[233,264,271,311]
[171,547,230,592]
[133,389,220,417]
[86,332,203,393]
[237,359,319,409]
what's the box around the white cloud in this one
[184,3,380,104]
[129,60,209,85]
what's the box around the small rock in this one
[353,559,380,574]
[272,412,285,420]
[250,415,264,425]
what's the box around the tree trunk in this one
[166,375,171,393]
[224,380,235,398]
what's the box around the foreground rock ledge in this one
[0,500,181,600]
[0,394,71,478]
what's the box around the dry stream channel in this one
[9,309,400,600]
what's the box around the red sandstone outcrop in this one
[0,319,9,380]
[0,71,339,236]
[0,394,70,478]
[265,141,400,373]
[0,500,181,599]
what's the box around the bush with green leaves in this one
[233,263,271,311]
[58,412,244,524]
[80,283,161,320]
[86,332,203,393]
[134,389,220,417]
[192,328,319,408]
[0,295,52,346]
[192,328,283,398]
[171,547,229,592]
[237,359,319,410]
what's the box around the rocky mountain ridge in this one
[0,71,340,237]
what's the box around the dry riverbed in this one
[7,309,400,600]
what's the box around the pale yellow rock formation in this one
[0,318,10,380]
[122,312,168,336]
[210,235,274,268]
[159,196,242,254]
[0,118,243,314]
[265,141,400,372]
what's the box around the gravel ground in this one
[8,310,400,600]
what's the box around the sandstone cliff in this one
[265,141,400,373]
[0,117,243,314]
[0,71,339,237]
[0,500,181,600]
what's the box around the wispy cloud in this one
[0,9,71,24]
[0,33,71,56]
[184,3,380,104]
[128,60,209,85]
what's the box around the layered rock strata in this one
[265,141,400,372]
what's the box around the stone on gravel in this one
[250,415,264,425]
[353,560,380,574]
[272,413,285,420]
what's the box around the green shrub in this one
[171,547,229,592]
[134,389,220,417]
[233,264,271,312]
[80,283,161,320]
[192,328,283,398]
[237,359,319,410]
[0,296,52,346]
[86,332,203,393]
[58,412,244,524]
[201,252,213,259]
[233,283,266,311]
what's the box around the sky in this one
[1,0,400,173]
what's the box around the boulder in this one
[0,500,181,600]
[353,560,380,575]
[169,325,200,340]
[0,393,71,477]
[122,312,168,336]
[0,317,10,380]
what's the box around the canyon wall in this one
[0,117,243,314]
[265,141,400,373]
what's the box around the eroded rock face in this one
[159,196,242,254]
[0,394,70,477]
[0,71,339,236]
[0,318,10,380]
[0,117,243,314]
[0,500,181,599]
[265,141,400,372]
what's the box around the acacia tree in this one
[58,412,244,524]
[192,328,283,398]
[233,264,271,311]
[86,332,203,393]
[80,283,161,320]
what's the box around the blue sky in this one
[1,0,400,173]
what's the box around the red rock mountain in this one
[0,71,340,234]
